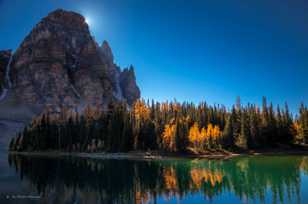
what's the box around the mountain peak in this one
[101,40,114,63]
[40,9,89,31]
[2,9,140,112]
[44,9,87,27]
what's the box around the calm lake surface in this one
[1,155,308,204]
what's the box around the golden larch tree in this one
[162,123,177,151]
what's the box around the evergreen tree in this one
[236,111,248,150]
[9,98,305,154]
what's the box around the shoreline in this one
[8,148,308,161]
[8,151,239,160]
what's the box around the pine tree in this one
[236,111,248,150]
[222,115,233,148]
[298,103,308,143]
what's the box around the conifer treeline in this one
[9,97,308,153]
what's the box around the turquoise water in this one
[2,155,308,204]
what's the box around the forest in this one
[9,97,308,153]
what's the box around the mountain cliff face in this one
[0,9,140,113]
[0,50,12,99]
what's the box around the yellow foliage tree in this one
[189,122,200,148]
[206,124,213,138]
[133,100,150,121]
[294,122,304,144]
[162,123,177,152]
[188,122,222,151]
[200,127,208,145]
[212,125,222,147]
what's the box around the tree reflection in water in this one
[8,155,307,204]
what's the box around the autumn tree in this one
[9,97,303,154]
[162,123,177,152]
[188,122,201,150]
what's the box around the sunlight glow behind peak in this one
[85,17,91,26]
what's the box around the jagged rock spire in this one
[101,40,114,63]
[120,65,140,105]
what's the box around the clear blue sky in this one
[0,0,307,113]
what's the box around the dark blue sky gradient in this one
[0,0,307,113]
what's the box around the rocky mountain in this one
[0,9,140,151]
[0,9,140,113]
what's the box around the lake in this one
[1,155,308,204]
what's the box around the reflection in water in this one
[7,155,308,204]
